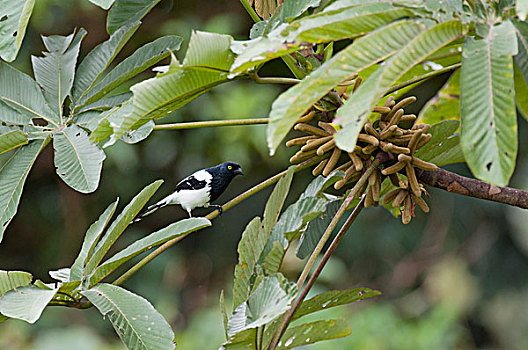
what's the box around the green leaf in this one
[88,0,115,10]
[122,31,233,135]
[227,275,296,337]
[53,125,106,193]
[266,19,424,154]
[334,20,464,152]
[0,130,28,155]
[517,0,528,20]
[0,0,35,62]
[83,180,163,281]
[232,3,412,74]
[262,166,295,235]
[121,120,154,144]
[232,217,266,310]
[88,217,210,285]
[48,268,70,283]
[76,92,132,114]
[418,69,461,125]
[261,240,284,274]
[78,35,182,108]
[514,61,528,122]
[31,29,86,117]
[220,290,229,340]
[73,21,140,103]
[513,20,528,84]
[221,329,257,349]
[292,288,381,321]
[460,21,518,186]
[0,139,47,242]
[89,100,133,144]
[107,0,161,34]
[0,284,58,324]
[0,61,58,127]
[0,270,32,296]
[414,120,465,166]
[70,199,119,281]
[82,283,175,350]
[277,319,351,349]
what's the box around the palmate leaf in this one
[120,31,234,136]
[73,21,140,103]
[53,125,106,193]
[70,200,119,281]
[82,284,175,350]
[31,29,86,117]
[0,139,47,242]
[460,21,518,186]
[334,20,464,152]
[266,19,424,155]
[107,0,161,34]
[83,180,163,282]
[0,61,58,127]
[277,319,351,349]
[76,35,182,109]
[231,2,412,74]
[0,129,28,155]
[0,284,58,324]
[0,0,35,62]
[88,217,210,286]
[414,120,465,166]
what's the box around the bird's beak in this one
[235,168,244,176]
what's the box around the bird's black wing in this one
[175,175,207,191]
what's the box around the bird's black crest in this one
[205,162,243,202]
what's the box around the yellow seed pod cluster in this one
[286,82,438,224]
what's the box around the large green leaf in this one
[292,288,381,321]
[0,139,47,242]
[517,0,528,20]
[514,61,528,122]
[334,20,464,152]
[53,125,106,193]
[277,319,351,349]
[266,19,424,154]
[262,166,295,236]
[73,21,140,103]
[227,275,296,337]
[76,92,132,114]
[460,21,518,186]
[107,0,161,34]
[82,283,175,350]
[232,217,266,310]
[83,180,163,281]
[121,31,233,135]
[77,36,182,108]
[0,0,35,62]
[0,284,58,324]
[414,120,465,166]
[88,217,210,285]
[70,200,119,281]
[31,29,86,118]
[513,20,528,82]
[0,129,28,155]
[0,61,58,127]
[0,270,32,296]
[418,69,461,125]
[90,100,133,145]
[231,3,412,73]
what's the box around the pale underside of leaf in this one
[0,0,35,62]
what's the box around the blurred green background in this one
[1,1,528,349]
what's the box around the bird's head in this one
[222,162,243,177]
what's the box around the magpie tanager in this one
[135,162,243,220]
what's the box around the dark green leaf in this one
[0,130,28,155]
[277,318,351,349]
[107,0,161,34]
[414,120,465,166]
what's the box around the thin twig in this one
[251,75,301,85]
[269,197,365,350]
[153,118,269,130]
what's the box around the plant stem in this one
[295,160,380,290]
[112,155,328,286]
[153,118,269,131]
[384,63,461,96]
[239,0,261,22]
[251,75,301,85]
[269,197,365,350]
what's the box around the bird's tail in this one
[132,199,168,223]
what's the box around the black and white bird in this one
[135,162,243,221]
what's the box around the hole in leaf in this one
[0,15,7,22]
[505,152,509,157]
[75,132,81,137]
[12,31,17,37]
[486,162,492,171]
[32,118,48,127]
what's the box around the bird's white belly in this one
[168,187,210,211]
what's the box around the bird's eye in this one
[228,165,233,170]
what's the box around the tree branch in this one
[153,118,269,130]
[416,168,528,209]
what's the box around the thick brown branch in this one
[416,168,528,209]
